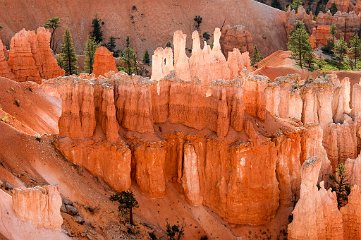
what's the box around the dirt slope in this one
[0,0,287,56]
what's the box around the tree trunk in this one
[129,207,134,225]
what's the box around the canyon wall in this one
[43,28,361,231]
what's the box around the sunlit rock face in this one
[5,28,64,83]
[93,46,118,77]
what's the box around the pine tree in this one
[84,37,98,73]
[329,163,351,208]
[143,50,150,65]
[121,37,138,75]
[105,36,120,57]
[110,191,139,225]
[59,29,78,75]
[330,3,338,15]
[90,16,104,44]
[166,223,185,240]
[44,17,61,52]
[288,21,312,69]
[194,16,203,30]
[348,34,361,69]
[251,46,263,66]
[290,0,303,11]
[334,37,348,69]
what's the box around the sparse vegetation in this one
[329,163,351,208]
[84,36,98,74]
[348,34,361,69]
[105,36,120,57]
[202,32,211,43]
[334,37,348,69]
[166,223,184,240]
[330,3,338,15]
[143,50,150,65]
[251,46,263,66]
[194,16,203,30]
[59,29,78,75]
[44,17,61,52]
[290,0,303,11]
[120,37,138,75]
[288,20,312,69]
[90,16,104,44]
[110,191,139,225]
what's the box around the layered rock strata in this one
[1,27,64,82]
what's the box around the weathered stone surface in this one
[220,25,254,59]
[93,46,118,77]
[7,28,64,83]
[288,157,343,240]
[0,188,68,240]
[341,185,361,239]
[12,185,63,230]
[0,40,14,79]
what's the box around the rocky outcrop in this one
[93,46,118,77]
[288,157,343,240]
[7,28,64,83]
[220,25,254,58]
[12,185,63,230]
[0,188,68,240]
[0,40,14,79]
[341,185,361,239]
[326,0,352,13]
[345,154,361,186]
[151,28,251,84]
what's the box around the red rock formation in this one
[341,185,361,239]
[288,157,343,240]
[327,0,352,12]
[93,46,118,77]
[309,25,331,49]
[345,154,361,186]
[7,28,64,83]
[12,185,63,230]
[220,25,254,58]
[0,40,14,79]
[151,28,251,83]
[134,142,166,198]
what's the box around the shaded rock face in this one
[93,46,118,77]
[5,28,64,83]
[288,157,343,240]
[0,40,14,79]
[220,25,254,58]
[12,185,63,230]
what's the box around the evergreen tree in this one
[348,34,361,69]
[44,17,61,52]
[0,25,3,31]
[120,37,138,75]
[329,163,351,208]
[271,0,282,10]
[143,50,150,65]
[84,37,98,73]
[165,42,172,48]
[194,16,203,30]
[90,16,104,44]
[105,36,120,57]
[251,46,263,66]
[110,191,139,225]
[330,3,338,15]
[59,29,78,75]
[288,21,312,69]
[203,32,211,43]
[334,37,348,68]
[290,0,303,11]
